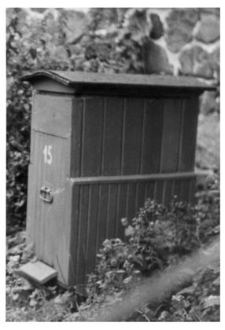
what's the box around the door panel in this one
[31,131,70,268]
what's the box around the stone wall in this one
[143,8,220,80]
[143,8,220,117]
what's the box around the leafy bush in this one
[86,177,220,303]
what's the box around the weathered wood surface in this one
[22,70,215,91]
[68,175,196,284]
[70,96,200,177]
[32,94,72,137]
[19,261,57,284]
[24,71,209,286]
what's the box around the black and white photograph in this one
[5,4,220,323]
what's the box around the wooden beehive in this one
[22,70,213,286]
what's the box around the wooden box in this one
[22,71,213,286]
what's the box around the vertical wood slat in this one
[86,185,99,276]
[164,180,173,205]
[145,182,155,200]
[180,180,191,202]
[106,184,118,238]
[117,183,128,234]
[154,181,164,203]
[173,179,182,200]
[69,185,80,285]
[136,182,146,211]
[116,184,126,239]
[179,97,199,172]
[102,98,124,175]
[123,98,144,174]
[141,99,164,174]
[71,98,83,177]
[160,99,182,173]
[35,132,44,260]
[120,99,126,175]
[127,183,137,220]
[189,177,197,204]
[76,185,89,284]
[97,185,108,249]
[115,184,122,239]
[81,98,104,176]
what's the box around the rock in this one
[143,40,173,74]
[166,9,199,53]
[179,48,195,76]
[179,45,217,79]
[194,15,220,43]
[194,62,214,79]
[150,13,164,40]
[200,91,218,115]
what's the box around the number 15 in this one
[43,145,52,165]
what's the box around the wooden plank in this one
[68,185,80,285]
[34,131,45,261]
[123,98,144,174]
[81,98,104,176]
[173,180,182,200]
[180,180,191,202]
[189,177,197,204]
[71,98,83,177]
[141,99,164,173]
[164,180,173,205]
[136,182,147,211]
[26,164,36,244]
[154,180,164,203]
[106,184,118,239]
[179,97,199,172]
[76,185,89,284]
[22,70,214,91]
[32,94,72,137]
[127,183,137,220]
[117,183,128,239]
[86,185,99,276]
[18,261,57,284]
[70,171,196,184]
[160,99,182,173]
[102,97,124,175]
[31,78,75,94]
[145,182,155,201]
[97,185,108,249]
[115,184,122,238]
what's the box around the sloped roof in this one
[21,70,215,91]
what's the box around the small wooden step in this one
[18,261,58,284]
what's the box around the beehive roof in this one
[21,70,215,91]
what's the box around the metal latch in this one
[40,186,53,203]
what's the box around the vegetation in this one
[6,175,220,321]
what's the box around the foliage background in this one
[6,8,220,230]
